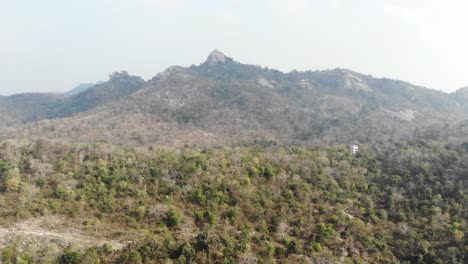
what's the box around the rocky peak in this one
[206,49,228,65]
[108,71,145,84]
[454,86,468,96]
[109,71,130,80]
[151,66,189,82]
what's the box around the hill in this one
[0,93,67,127]
[0,50,467,146]
[0,139,465,263]
[0,50,466,263]
[64,81,104,96]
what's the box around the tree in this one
[60,247,82,264]
[166,207,182,228]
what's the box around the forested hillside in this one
[0,137,465,263]
[0,50,467,263]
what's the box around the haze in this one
[1,0,467,95]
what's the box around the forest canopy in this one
[0,139,465,263]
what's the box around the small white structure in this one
[351,145,359,155]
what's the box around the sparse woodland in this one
[0,136,465,263]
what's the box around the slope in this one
[0,50,465,146]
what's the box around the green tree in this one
[166,207,182,228]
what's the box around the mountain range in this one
[1,49,468,146]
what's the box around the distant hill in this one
[1,50,467,146]
[64,81,104,96]
[54,71,145,117]
[0,93,67,127]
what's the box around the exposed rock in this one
[109,71,130,80]
[299,79,312,89]
[206,49,227,65]
[152,66,188,81]
[344,72,372,93]
[257,77,274,88]
[108,71,144,83]
[383,109,420,121]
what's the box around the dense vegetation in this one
[0,138,465,263]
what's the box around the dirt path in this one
[0,217,127,249]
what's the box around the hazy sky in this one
[1,0,467,95]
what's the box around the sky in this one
[1,0,467,95]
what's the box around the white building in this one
[351,145,359,155]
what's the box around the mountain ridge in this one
[3,50,465,96]
[0,50,467,146]
[65,81,105,96]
